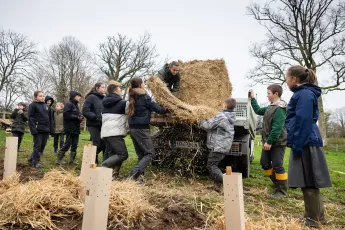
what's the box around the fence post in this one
[81,166,112,230]
[336,144,339,152]
[223,166,245,230]
[3,137,18,179]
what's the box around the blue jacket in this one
[285,84,323,156]
[128,88,168,129]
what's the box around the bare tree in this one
[0,29,37,94]
[333,107,345,135]
[43,36,95,102]
[247,0,345,143]
[96,32,158,87]
[0,78,22,110]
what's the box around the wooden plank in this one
[223,172,245,230]
[82,167,112,230]
[79,145,97,202]
[3,137,18,179]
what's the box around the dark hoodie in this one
[285,84,323,156]
[63,91,82,134]
[45,95,55,132]
[28,100,53,134]
[156,63,181,94]
[45,96,55,107]
[82,90,104,127]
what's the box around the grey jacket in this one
[200,110,236,153]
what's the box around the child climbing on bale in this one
[127,77,169,183]
[28,91,55,168]
[250,85,288,198]
[285,66,332,228]
[200,98,236,192]
[57,91,83,165]
[101,84,129,180]
[11,102,28,152]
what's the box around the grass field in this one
[0,130,344,229]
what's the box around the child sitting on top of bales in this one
[200,98,236,192]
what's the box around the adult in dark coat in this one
[285,66,331,228]
[11,102,28,151]
[82,82,106,164]
[57,91,83,164]
[156,61,181,96]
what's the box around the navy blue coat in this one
[82,91,104,127]
[128,88,168,129]
[285,84,323,156]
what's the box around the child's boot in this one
[54,148,58,154]
[56,150,66,164]
[302,188,324,228]
[69,151,77,164]
[271,173,288,198]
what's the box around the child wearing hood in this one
[250,85,288,198]
[45,95,55,136]
[11,102,28,152]
[285,66,331,228]
[56,91,83,164]
[200,98,236,192]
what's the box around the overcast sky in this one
[1,0,344,110]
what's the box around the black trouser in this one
[102,136,128,168]
[260,145,286,179]
[30,132,49,164]
[54,133,65,150]
[129,129,155,177]
[12,131,24,150]
[60,133,79,153]
[207,151,226,184]
[88,126,106,162]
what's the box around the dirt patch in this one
[142,194,205,230]
[0,160,44,181]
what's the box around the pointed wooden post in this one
[3,137,18,179]
[223,166,245,230]
[82,166,112,230]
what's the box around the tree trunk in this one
[317,97,327,145]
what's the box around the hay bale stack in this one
[147,77,217,123]
[178,59,232,110]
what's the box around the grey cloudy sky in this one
[1,0,343,110]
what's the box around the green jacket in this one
[251,98,287,146]
[10,109,28,133]
[54,110,64,134]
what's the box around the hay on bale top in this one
[178,59,232,110]
[147,59,232,123]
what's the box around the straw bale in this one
[178,59,232,110]
[147,76,217,123]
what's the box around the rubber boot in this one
[56,150,66,164]
[271,179,288,198]
[302,188,326,228]
[54,148,58,154]
[269,174,276,189]
[69,151,77,164]
[112,163,122,180]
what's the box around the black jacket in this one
[82,91,104,127]
[28,101,54,134]
[102,93,127,114]
[45,95,55,133]
[11,108,28,133]
[157,63,181,94]
[128,88,168,129]
[64,91,82,134]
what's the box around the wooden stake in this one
[223,171,245,230]
[79,145,97,201]
[3,137,18,179]
[226,166,232,175]
[82,167,112,230]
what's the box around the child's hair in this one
[225,98,236,110]
[169,61,179,68]
[267,84,283,97]
[34,91,43,98]
[128,77,143,117]
[86,82,105,98]
[107,84,120,94]
[56,102,64,109]
[287,66,316,84]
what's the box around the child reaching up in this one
[200,98,236,192]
